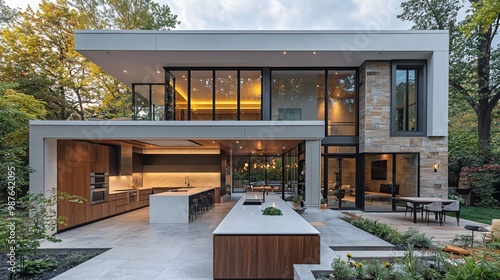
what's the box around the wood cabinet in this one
[213,234,320,279]
[58,140,113,231]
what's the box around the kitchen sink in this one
[243,198,263,205]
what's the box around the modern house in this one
[29,30,449,230]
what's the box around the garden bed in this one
[0,248,108,280]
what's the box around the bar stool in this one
[190,198,198,221]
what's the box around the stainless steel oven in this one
[90,187,108,205]
[90,173,109,205]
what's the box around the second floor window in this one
[391,62,426,136]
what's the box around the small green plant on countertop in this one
[262,206,283,216]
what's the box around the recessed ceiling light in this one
[228,75,231,78]
[212,141,215,144]
[239,146,243,149]
[313,51,316,54]
[157,71,160,74]
[283,51,287,54]
[236,141,239,144]
[283,146,285,149]
[123,70,127,73]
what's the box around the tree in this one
[72,0,180,30]
[71,0,180,118]
[0,0,99,120]
[0,83,47,197]
[0,0,18,27]
[399,0,500,155]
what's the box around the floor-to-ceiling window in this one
[170,71,188,120]
[271,70,325,121]
[327,70,357,135]
[190,71,213,120]
[215,71,237,120]
[232,155,283,193]
[364,153,419,211]
[321,146,357,209]
[240,70,262,120]
[132,84,165,120]
[166,68,262,121]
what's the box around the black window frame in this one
[390,61,427,137]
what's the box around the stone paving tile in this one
[44,194,465,279]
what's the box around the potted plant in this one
[292,195,304,209]
[321,198,328,210]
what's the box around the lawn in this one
[447,205,500,224]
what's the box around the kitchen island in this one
[213,193,320,279]
[149,187,216,223]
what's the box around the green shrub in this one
[365,258,392,280]
[461,165,500,207]
[16,258,59,275]
[401,227,435,249]
[451,234,472,249]
[65,252,98,267]
[444,254,500,279]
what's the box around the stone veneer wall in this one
[359,61,448,197]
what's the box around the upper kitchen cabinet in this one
[93,143,109,163]
[58,140,92,162]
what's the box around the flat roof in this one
[74,30,449,86]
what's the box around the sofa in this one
[365,184,400,202]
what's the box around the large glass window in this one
[271,70,325,121]
[191,71,213,120]
[391,62,426,136]
[133,85,150,120]
[328,70,356,135]
[171,71,188,120]
[364,153,419,211]
[151,85,165,120]
[215,71,237,120]
[132,84,165,120]
[240,70,262,120]
[233,156,283,193]
[323,156,356,209]
[166,69,262,120]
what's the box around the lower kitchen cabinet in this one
[59,190,151,232]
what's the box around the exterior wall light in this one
[433,163,439,172]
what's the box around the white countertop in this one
[213,193,319,235]
[150,187,216,197]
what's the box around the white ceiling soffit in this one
[137,139,201,147]
[75,30,447,87]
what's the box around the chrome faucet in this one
[184,176,190,188]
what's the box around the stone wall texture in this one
[359,61,448,197]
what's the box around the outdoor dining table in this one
[394,197,458,224]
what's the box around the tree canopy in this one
[399,0,500,168]
[72,0,180,30]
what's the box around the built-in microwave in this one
[90,172,108,184]
[90,172,109,204]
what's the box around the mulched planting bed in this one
[0,248,108,280]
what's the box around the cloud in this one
[161,0,411,30]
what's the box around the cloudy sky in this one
[5,0,413,30]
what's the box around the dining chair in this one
[404,202,423,219]
[423,201,443,226]
[442,201,460,226]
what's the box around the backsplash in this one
[143,172,220,188]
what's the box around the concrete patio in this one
[40,194,490,279]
